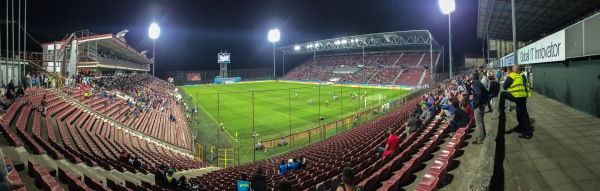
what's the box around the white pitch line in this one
[267,108,316,124]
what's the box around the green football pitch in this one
[182,82,412,142]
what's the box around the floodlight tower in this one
[268,29,280,78]
[439,0,455,78]
[149,23,160,76]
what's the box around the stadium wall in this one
[531,59,600,117]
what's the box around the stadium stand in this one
[283,52,439,86]
[0,73,211,190]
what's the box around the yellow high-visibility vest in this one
[508,72,530,98]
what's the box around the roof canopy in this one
[76,34,152,65]
[478,0,600,41]
[278,30,442,55]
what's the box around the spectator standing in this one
[237,172,251,191]
[154,164,166,186]
[210,144,215,162]
[41,94,48,116]
[470,72,488,145]
[250,166,268,191]
[501,67,512,112]
[487,76,500,112]
[499,65,532,139]
[376,128,399,158]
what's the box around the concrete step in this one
[0,146,27,171]
[174,167,221,179]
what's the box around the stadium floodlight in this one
[148,23,160,76]
[268,29,280,77]
[268,29,280,43]
[149,23,160,39]
[294,45,301,51]
[438,0,455,14]
[334,40,340,45]
[314,43,320,47]
[439,0,455,78]
[341,39,348,44]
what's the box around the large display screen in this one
[218,53,230,63]
[186,73,202,81]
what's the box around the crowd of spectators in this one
[283,52,441,85]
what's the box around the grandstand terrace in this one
[283,51,440,86]
[0,28,211,191]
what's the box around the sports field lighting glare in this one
[438,0,455,14]
[268,29,280,78]
[341,39,348,44]
[334,40,341,45]
[439,0,455,78]
[148,23,160,76]
[294,45,301,51]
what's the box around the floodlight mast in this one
[149,23,160,76]
[268,29,280,78]
[439,0,455,78]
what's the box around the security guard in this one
[499,65,532,139]
[210,144,215,161]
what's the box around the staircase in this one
[366,68,381,84]
[416,53,425,67]
[392,69,405,85]
[390,53,404,67]
[418,69,427,86]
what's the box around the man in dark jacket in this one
[251,166,268,191]
[7,80,15,93]
[470,72,488,145]
[154,164,166,186]
[487,76,500,112]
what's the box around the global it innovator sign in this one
[518,30,565,65]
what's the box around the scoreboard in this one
[218,53,230,64]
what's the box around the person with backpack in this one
[470,72,488,145]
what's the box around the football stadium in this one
[0,0,600,191]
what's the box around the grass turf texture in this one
[182,82,412,143]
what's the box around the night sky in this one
[4,0,481,78]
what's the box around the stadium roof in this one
[42,31,152,65]
[477,0,600,41]
[278,30,442,55]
